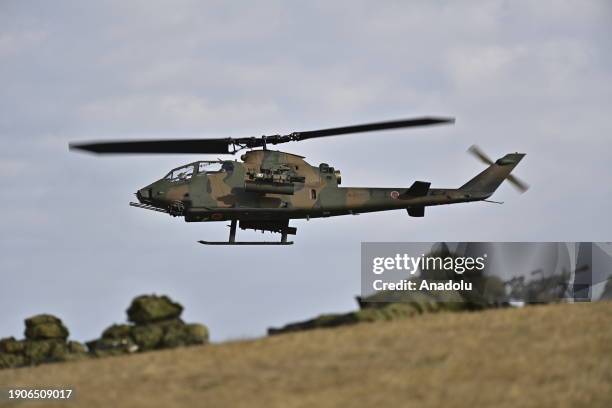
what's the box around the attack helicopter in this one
[69,117,527,245]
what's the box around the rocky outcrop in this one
[269,272,507,336]
[1,295,210,369]
[0,315,86,369]
[87,294,208,357]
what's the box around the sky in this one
[1,0,611,342]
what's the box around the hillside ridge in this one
[1,302,611,408]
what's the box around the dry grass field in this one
[1,302,611,408]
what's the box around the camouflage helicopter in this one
[70,117,527,245]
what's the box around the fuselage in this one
[135,149,483,222]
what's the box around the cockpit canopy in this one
[163,161,235,182]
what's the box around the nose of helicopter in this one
[136,187,152,204]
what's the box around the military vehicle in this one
[70,117,527,245]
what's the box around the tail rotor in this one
[468,145,529,193]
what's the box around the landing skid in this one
[198,219,294,246]
[198,241,293,245]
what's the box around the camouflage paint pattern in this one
[135,149,525,231]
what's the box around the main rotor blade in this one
[69,138,232,155]
[467,144,494,165]
[292,117,454,140]
[69,116,454,155]
[507,174,530,193]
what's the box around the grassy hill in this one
[1,302,611,407]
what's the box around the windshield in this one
[197,161,234,174]
[163,162,234,181]
[198,162,220,173]
[164,164,194,182]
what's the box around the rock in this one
[25,323,69,341]
[161,323,208,348]
[0,352,25,369]
[268,314,347,335]
[88,324,135,356]
[268,267,513,335]
[130,324,164,351]
[161,326,189,348]
[102,324,132,339]
[23,339,58,363]
[268,303,424,335]
[48,342,69,361]
[185,323,209,344]
[127,295,183,324]
[24,314,69,341]
[87,295,208,356]
[25,314,62,327]
[1,295,209,369]
[357,303,421,322]
[87,337,139,357]
[88,319,207,356]
[0,337,24,354]
[154,318,185,330]
[1,316,86,369]
[44,341,87,363]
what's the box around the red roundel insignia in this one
[390,191,400,199]
[211,213,224,220]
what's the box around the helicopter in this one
[69,117,527,245]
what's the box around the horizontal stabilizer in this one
[402,181,430,197]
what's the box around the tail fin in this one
[460,153,525,194]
